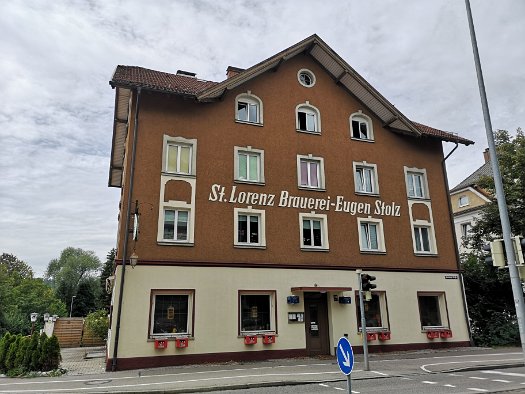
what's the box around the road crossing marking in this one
[422,381,438,384]
[467,389,488,392]
[443,384,456,387]
[492,379,512,383]
[482,370,525,378]
[469,377,488,380]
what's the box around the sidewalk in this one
[60,346,106,375]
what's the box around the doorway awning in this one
[291,286,352,293]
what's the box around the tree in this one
[73,279,99,317]
[0,332,13,372]
[0,254,33,284]
[23,332,39,371]
[99,248,115,310]
[40,335,61,371]
[85,310,109,340]
[45,247,101,310]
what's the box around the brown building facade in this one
[106,35,473,371]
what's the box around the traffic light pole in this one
[465,0,525,365]
[356,270,370,371]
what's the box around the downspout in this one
[111,87,142,371]
[442,142,474,346]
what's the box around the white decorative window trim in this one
[408,200,437,255]
[418,292,449,330]
[235,91,263,125]
[458,195,469,207]
[162,135,197,177]
[299,211,329,251]
[357,217,386,253]
[233,146,265,185]
[296,154,325,190]
[404,166,429,199]
[350,111,374,141]
[297,68,316,88]
[234,207,266,248]
[353,161,380,195]
[295,101,321,134]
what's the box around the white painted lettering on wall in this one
[208,184,401,217]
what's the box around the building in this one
[450,149,492,254]
[106,35,474,371]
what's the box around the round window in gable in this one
[298,69,316,88]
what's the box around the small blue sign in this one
[336,337,354,375]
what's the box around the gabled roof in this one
[108,34,474,187]
[450,161,493,193]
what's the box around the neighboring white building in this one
[450,149,492,254]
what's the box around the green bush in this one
[5,335,21,371]
[14,336,29,372]
[23,332,39,371]
[0,332,13,372]
[30,333,46,372]
[40,335,61,371]
[85,310,109,340]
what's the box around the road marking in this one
[371,371,388,376]
[420,358,522,373]
[482,370,525,378]
[492,379,512,383]
[449,373,463,377]
[469,377,488,380]
[443,384,456,387]
[400,377,412,380]
[422,381,438,384]
[334,388,345,391]
[319,383,330,387]
[467,389,488,392]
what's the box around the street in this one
[0,348,523,393]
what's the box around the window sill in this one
[351,137,374,143]
[148,335,193,341]
[421,326,448,332]
[235,120,264,127]
[234,180,265,186]
[358,327,389,333]
[407,196,431,201]
[161,171,196,178]
[297,186,326,192]
[414,252,438,257]
[238,332,276,337]
[296,129,322,136]
[234,244,266,250]
[360,250,386,255]
[354,191,380,197]
[301,247,329,252]
[158,241,194,247]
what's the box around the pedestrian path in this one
[60,346,106,375]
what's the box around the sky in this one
[1,1,523,277]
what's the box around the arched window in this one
[296,102,321,134]
[235,92,263,125]
[350,112,374,141]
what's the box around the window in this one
[297,154,325,190]
[296,102,321,134]
[163,209,190,242]
[418,292,448,329]
[235,92,263,125]
[297,69,316,87]
[350,112,374,141]
[353,162,379,194]
[404,167,429,199]
[358,218,385,252]
[163,136,197,176]
[234,207,266,248]
[299,212,329,250]
[356,292,388,330]
[239,292,276,333]
[234,146,265,184]
[460,222,471,239]
[150,291,194,337]
[413,225,433,253]
[458,195,469,207]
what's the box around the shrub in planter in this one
[40,335,61,371]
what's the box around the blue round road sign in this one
[336,337,354,375]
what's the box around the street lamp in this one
[30,312,38,335]
[69,295,77,318]
[43,313,50,323]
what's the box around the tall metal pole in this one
[69,295,76,318]
[465,0,525,364]
[356,270,369,371]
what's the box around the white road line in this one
[334,388,344,391]
[400,377,412,380]
[483,370,525,378]
[371,371,388,376]
[449,373,463,377]
[469,377,488,380]
[420,358,522,373]
[492,379,512,383]
[422,381,438,384]
[467,389,488,392]
[319,383,330,387]
[379,352,521,363]
[443,384,456,388]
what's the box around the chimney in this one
[226,66,245,79]
[483,148,490,162]
[176,70,196,78]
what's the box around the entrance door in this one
[304,292,330,356]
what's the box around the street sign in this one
[336,337,354,375]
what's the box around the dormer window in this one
[296,102,321,134]
[458,195,469,207]
[235,92,263,125]
[350,112,374,141]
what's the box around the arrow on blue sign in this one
[336,337,354,375]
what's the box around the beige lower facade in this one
[106,265,470,370]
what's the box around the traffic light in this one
[361,274,377,291]
[483,239,505,268]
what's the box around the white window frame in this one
[235,91,263,125]
[353,161,379,195]
[350,111,374,141]
[418,292,449,330]
[412,223,436,254]
[297,154,325,190]
[299,212,329,251]
[162,135,197,176]
[239,291,276,335]
[458,195,469,207]
[356,291,389,332]
[357,217,386,253]
[162,208,191,242]
[296,101,321,134]
[297,68,316,88]
[460,222,471,239]
[234,146,265,185]
[404,166,429,199]
[149,290,194,338]
[234,207,266,248]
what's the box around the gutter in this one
[111,87,142,371]
[441,142,475,347]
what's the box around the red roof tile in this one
[111,66,217,96]
[413,122,474,145]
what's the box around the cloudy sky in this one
[1,1,523,276]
